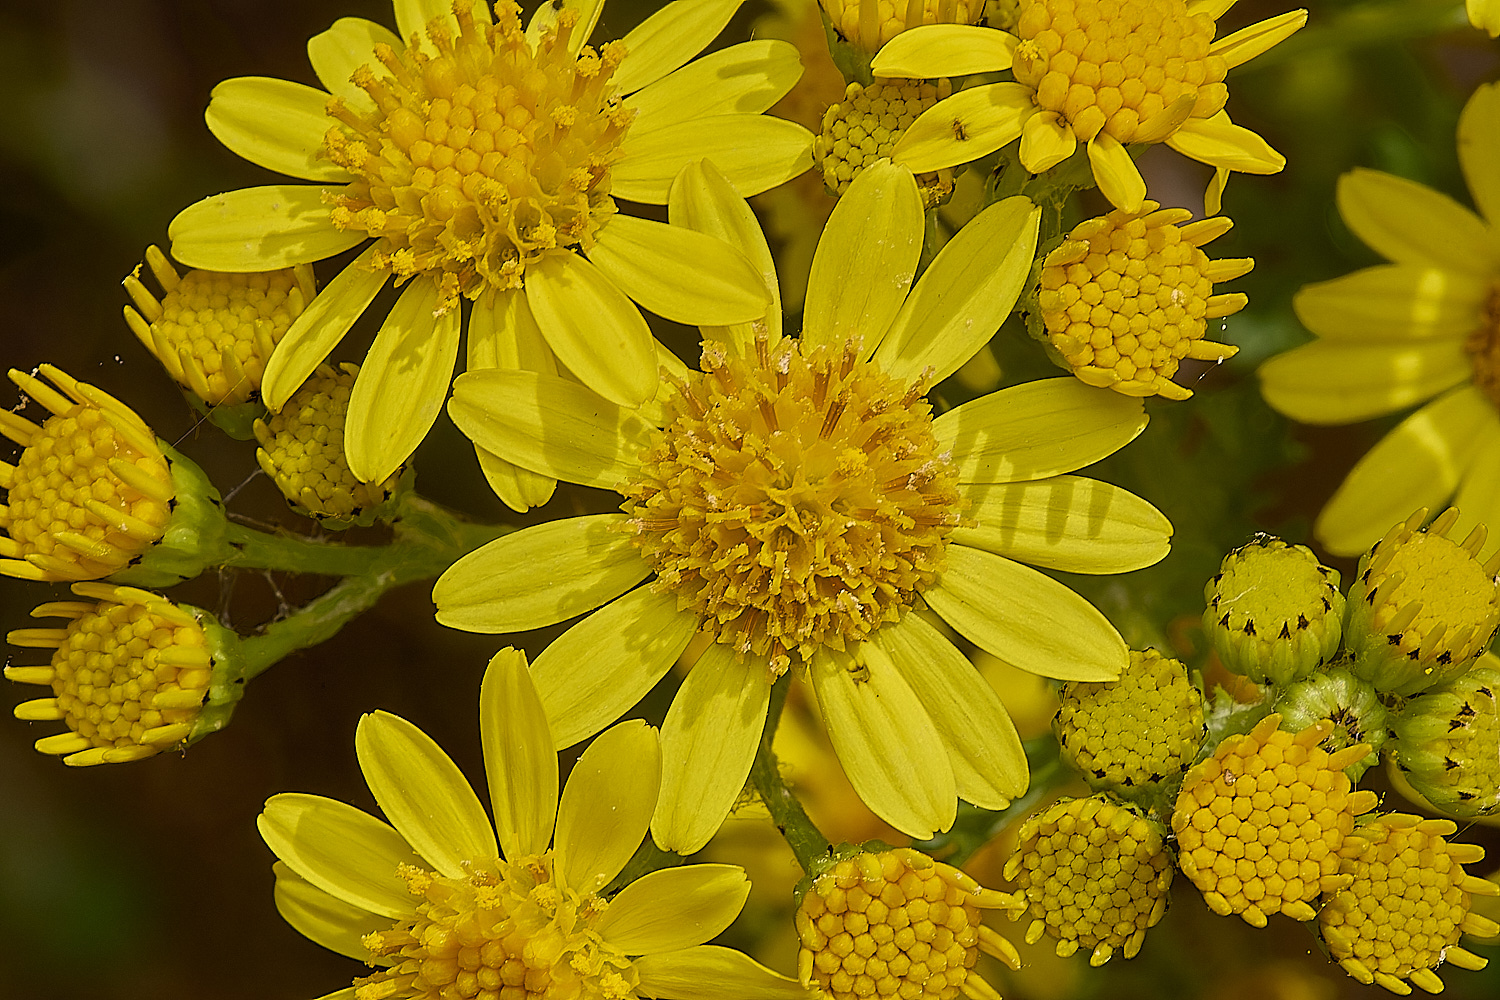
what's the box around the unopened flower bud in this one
[1389,661,1500,818]
[1272,668,1387,782]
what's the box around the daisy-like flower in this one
[1259,83,1500,557]
[868,0,1307,213]
[169,0,815,488]
[261,647,806,1000]
[436,158,1172,851]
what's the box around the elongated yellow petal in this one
[614,114,814,203]
[955,475,1172,573]
[627,40,803,135]
[611,0,743,95]
[668,158,783,350]
[875,613,1026,809]
[526,0,605,54]
[273,862,390,963]
[169,185,364,271]
[1209,9,1306,69]
[345,277,461,483]
[1167,113,1285,174]
[635,945,808,1000]
[588,215,770,325]
[480,648,558,861]
[434,515,650,633]
[1315,386,1496,557]
[871,24,1015,78]
[1258,339,1470,424]
[448,369,655,487]
[925,545,1126,681]
[258,793,423,919]
[1336,168,1497,277]
[466,290,558,512]
[556,720,661,892]
[873,196,1038,385]
[526,249,657,407]
[1087,132,1146,213]
[1018,111,1076,174]
[652,644,772,855]
[891,82,1032,174]
[1293,264,1487,341]
[803,160,922,355]
[1470,0,1500,35]
[531,588,699,749]
[205,77,349,183]
[307,17,402,113]
[932,378,1147,483]
[597,864,750,954]
[355,711,497,878]
[1453,427,1500,563]
[1458,82,1500,224]
[810,644,955,840]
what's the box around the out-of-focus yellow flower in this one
[1470,0,1500,37]
[820,0,986,55]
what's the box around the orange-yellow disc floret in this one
[1171,713,1379,927]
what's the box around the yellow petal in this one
[614,114,815,203]
[870,24,1015,78]
[1018,111,1076,174]
[395,0,491,55]
[668,159,783,350]
[635,945,809,1000]
[556,720,661,892]
[1458,82,1500,224]
[803,160,923,355]
[925,545,1127,682]
[475,446,558,513]
[1315,386,1496,557]
[1209,9,1307,69]
[954,475,1173,573]
[480,648,558,860]
[1167,113,1285,174]
[891,82,1032,173]
[355,710,497,877]
[1293,264,1487,341]
[588,215,770,325]
[611,0,744,95]
[272,862,390,962]
[258,793,422,919]
[345,277,461,483]
[433,515,649,632]
[261,244,388,410]
[875,614,1026,809]
[1336,168,1497,277]
[1258,339,1470,424]
[809,644,955,840]
[652,643,772,855]
[932,378,1148,483]
[447,369,655,487]
[1453,426,1500,563]
[168,184,364,271]
[526,249,657,408]
[1469,0,1500,35]
[531,588,699,749]
[627,40,803,135]
[466,290,558,511]
[527,0,605,54]
[307,17,402,113]
[596,864,750,954]
[205,77,349,183]
[873,195,1039,384]
[1087,133,1146,213]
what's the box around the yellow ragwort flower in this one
[1172,713,1379,928]
[261,648,807,1000]
[1037,201,1248,399]
[872,0,1306,212]
[1259,83,1500,557]
[437,160,1172,850]
[816,79,956,206]
[254,363,400,524]
[0,364,173,582]
[170,0,815,488]
[1320,814,1499,995]
[819,0,986,55]
[1004,794,1173,966]
[123,244,316,409]
[5,583,213,766]
[795,846,1022,1000]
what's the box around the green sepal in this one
[184,610,250,747]
[1271,667,1387,782]
[818,6,875,85]
[184,390,264,441]
[792,839,899,908]
[1388,663,1500,817]
[106,440,231,588]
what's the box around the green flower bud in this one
[1203,536,1343,685]
[1389,660,1500,818]
[1272,668,1388,782]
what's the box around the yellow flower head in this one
[170,0,815,486]
[816,80,955,206]
[1171,713,1379,928]
[795,846,1022,1000]
[261,648,805,1000]
[1320,814,1499,995]
[819,0,986,55]
[0,364,173,582]
[254,363,400,524]
[438,160,1173,850]
[1259,83,1500,558]
[5,583,214,766]
[123,245,316,409]
[1038,202,1247,398]
[872,0,1307,213]
[1004,794,1173,966]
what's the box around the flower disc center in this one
[1465,286,1500,408]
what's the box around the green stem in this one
[220,521,388,577]
[751,676,833,875]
